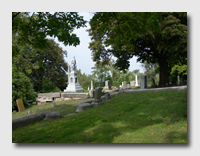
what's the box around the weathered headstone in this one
[52,98,56,107]
[16,99,25,112]
[130,81,135,87]
[76,103,92,113]
[104,80,111,90]
[140,75,147,89]
[91,87,103,107]
[105,93,111,100]
[151,78,156,88]
[39,107,43,111]
[122,81,127,88]
[135,75,139,86]
[28,110,32,114]
[177,75,180,86]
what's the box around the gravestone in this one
[105,93,111,100]
[130,81,135,87]
[91,81,94,90]
[140,75,147,89]
[122,81,127,88]
[52,98,56,107]
[16,99,25,112]
[151,78,156,88]
[91,87,103,107]
[135,75,139,86]
[64,56,84,92]
[104,80,111,90]
[177,75,180,86]
[39,107,43,111]
[89,90,95,98]
[76,103,92,113]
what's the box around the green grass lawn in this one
[12,89,187,143]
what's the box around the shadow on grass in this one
[13,89,187,144]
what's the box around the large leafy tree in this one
[12,12,87,53]
[88,12,187,87]
[12,12,87,110]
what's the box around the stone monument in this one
[177,75,180,86]
[91,87,103,107]
[64,56,84,92]
[130,81,135,87]
[104,80,111,90]
[135,75,139,86]
[140,75,147,89]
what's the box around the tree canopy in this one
[12,12,87,53]
[88,12,187,87]
[12,12,87,111]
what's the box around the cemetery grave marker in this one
[16,99,25,112]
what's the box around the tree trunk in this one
[159,57,169,87]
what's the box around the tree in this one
[76,69,93,90]
[88,12,187,87]
[141,61,159,86]
[91,62,111,87]
[12,12,87,53]
[12,65,37,110]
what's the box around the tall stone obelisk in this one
[135,74,139,86]
[64,56,84,92]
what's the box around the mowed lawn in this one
[12,89,187,143]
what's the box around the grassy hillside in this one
[12,89,187,143]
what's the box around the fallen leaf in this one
[90,120,91,122]
[101,141,104,143]
[185,124,187,127]
[25,125,30,128]
[151,132,154,135]
[168,126,171,128]
[114,137,116,139]
[182,140,185,143]
[82,134,85,137]
[100,126,102,129]
[48,140,52,143]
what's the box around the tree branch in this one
[12,12,21,20]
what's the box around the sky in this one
[52,12,145,75]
